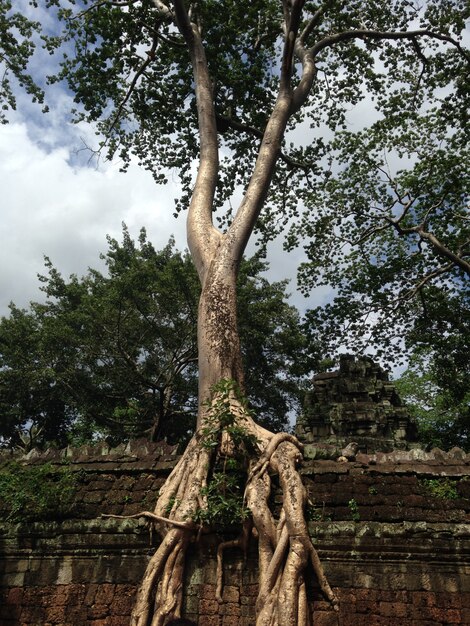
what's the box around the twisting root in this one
[246,438,339,625]
[125,393,337,626]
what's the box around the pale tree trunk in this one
[197,254,244,421]
[102,2,338,625]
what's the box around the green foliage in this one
[201,379,259,454]
[348,498,360,522]
[2,1,468,444]
[192,468,250,529]
[0,228,310,448]
[420,478,459,501]
[0,0,46,123]
[0,461,78,521]
[395,346,470,451]
[193,380,255,529]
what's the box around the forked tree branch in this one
[226,1,306,263]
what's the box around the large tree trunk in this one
[122,247,338,625]
[197,254,244,421]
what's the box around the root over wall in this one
[0,441,469,626]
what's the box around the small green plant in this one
[193,469,250,528]
[0,461,78,522]
[193,379,257,529]
[200,379,259,454]
[348,498,360,522]
[368,486,378,495]
[421,478,459,500]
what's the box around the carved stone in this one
[296,354,419,453]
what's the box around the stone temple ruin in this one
[296,354,419,454]
[1,354,469,625]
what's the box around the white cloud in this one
[0,121,186,315]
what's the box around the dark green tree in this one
[0,226,309,448]
[394,287,470,451]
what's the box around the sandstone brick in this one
[20,605,46,622]
[222,585,239,603]
[221,602,241,616]
[356,600,376,613]
[87,604,109,619]
[379,601,408,617]
[199,616,220,626]
[44,605,69,623]
[411,591,437,607]
[7,587,24,605]
[199,598,219,614]
[436,592,462,609]
[432,607,462,623]
[94,583,116,605]
[243,584,258,597]
[314,611,341,626]
[107,617,132,626]
[111,587,136,615]
[200,583,217,599]
[222,615,241,626]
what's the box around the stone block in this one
[200,583,217,599]
[378,601,408,617]
[94,583,116,605]
[222,585,239,603]
[222,615,241,626]
[7,586,24,605]
[199,597,220,615]
[198,616,220,626]
[87,604,109,619]
[220,602,240,616]
[313,611,341,626]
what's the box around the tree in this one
[3,1,468,624]
[0,304,76,449]
[394,288,470,451]
[0,226,308,448]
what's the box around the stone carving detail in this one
[296,354,419,453]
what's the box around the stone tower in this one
[295,354,419,453]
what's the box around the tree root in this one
[127,397,338,626]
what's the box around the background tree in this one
[0,226,310,448]
[394,287,470,451]
[2,0,468,624]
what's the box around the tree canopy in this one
[0,226,311,449]
[2,0,469,350]
[2,0,467,371]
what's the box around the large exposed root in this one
[123,393,337,626]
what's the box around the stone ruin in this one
[296,354,420,454]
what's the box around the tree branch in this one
[310,27,470,61]
[225,2,306,262]
[172,0,221,280]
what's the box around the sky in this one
[0,110,329,316]
[0,2,334,319]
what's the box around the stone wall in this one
[1,442,470,625]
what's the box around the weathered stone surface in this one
[1,443,469,625]
[296,355,420,453]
